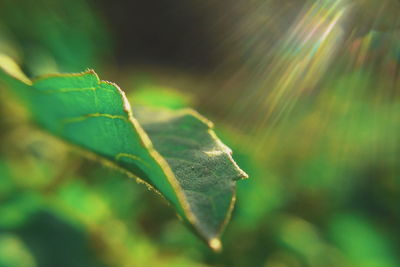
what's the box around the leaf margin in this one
[0,56,248,250]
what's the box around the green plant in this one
[0,54,248,251]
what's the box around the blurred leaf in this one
[0,58,247,250]
[130,86,192,110]
[330,214,398,267]
[0,0,110,73]
[0,159,14,196]
[276,216,343,267]
[56,180,111,224]
[0,234,36,267]
[12,210,104,267]
[0,192,42,229]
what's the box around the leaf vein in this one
[62,113,129,126]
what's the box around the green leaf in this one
[0,55,248,250]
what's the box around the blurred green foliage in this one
[1,0,400,267]
[0,0,110,75]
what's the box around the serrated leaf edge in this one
[0,61,248,250]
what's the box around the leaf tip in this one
[209,238,222,252]
[239,168,249,180]
[85,68,96,74]
[228,153,249,181]
[0,53,32,85]
[84,68,101,82]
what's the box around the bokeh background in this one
[0,0,399,266]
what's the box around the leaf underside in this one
[0,55,248,250]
